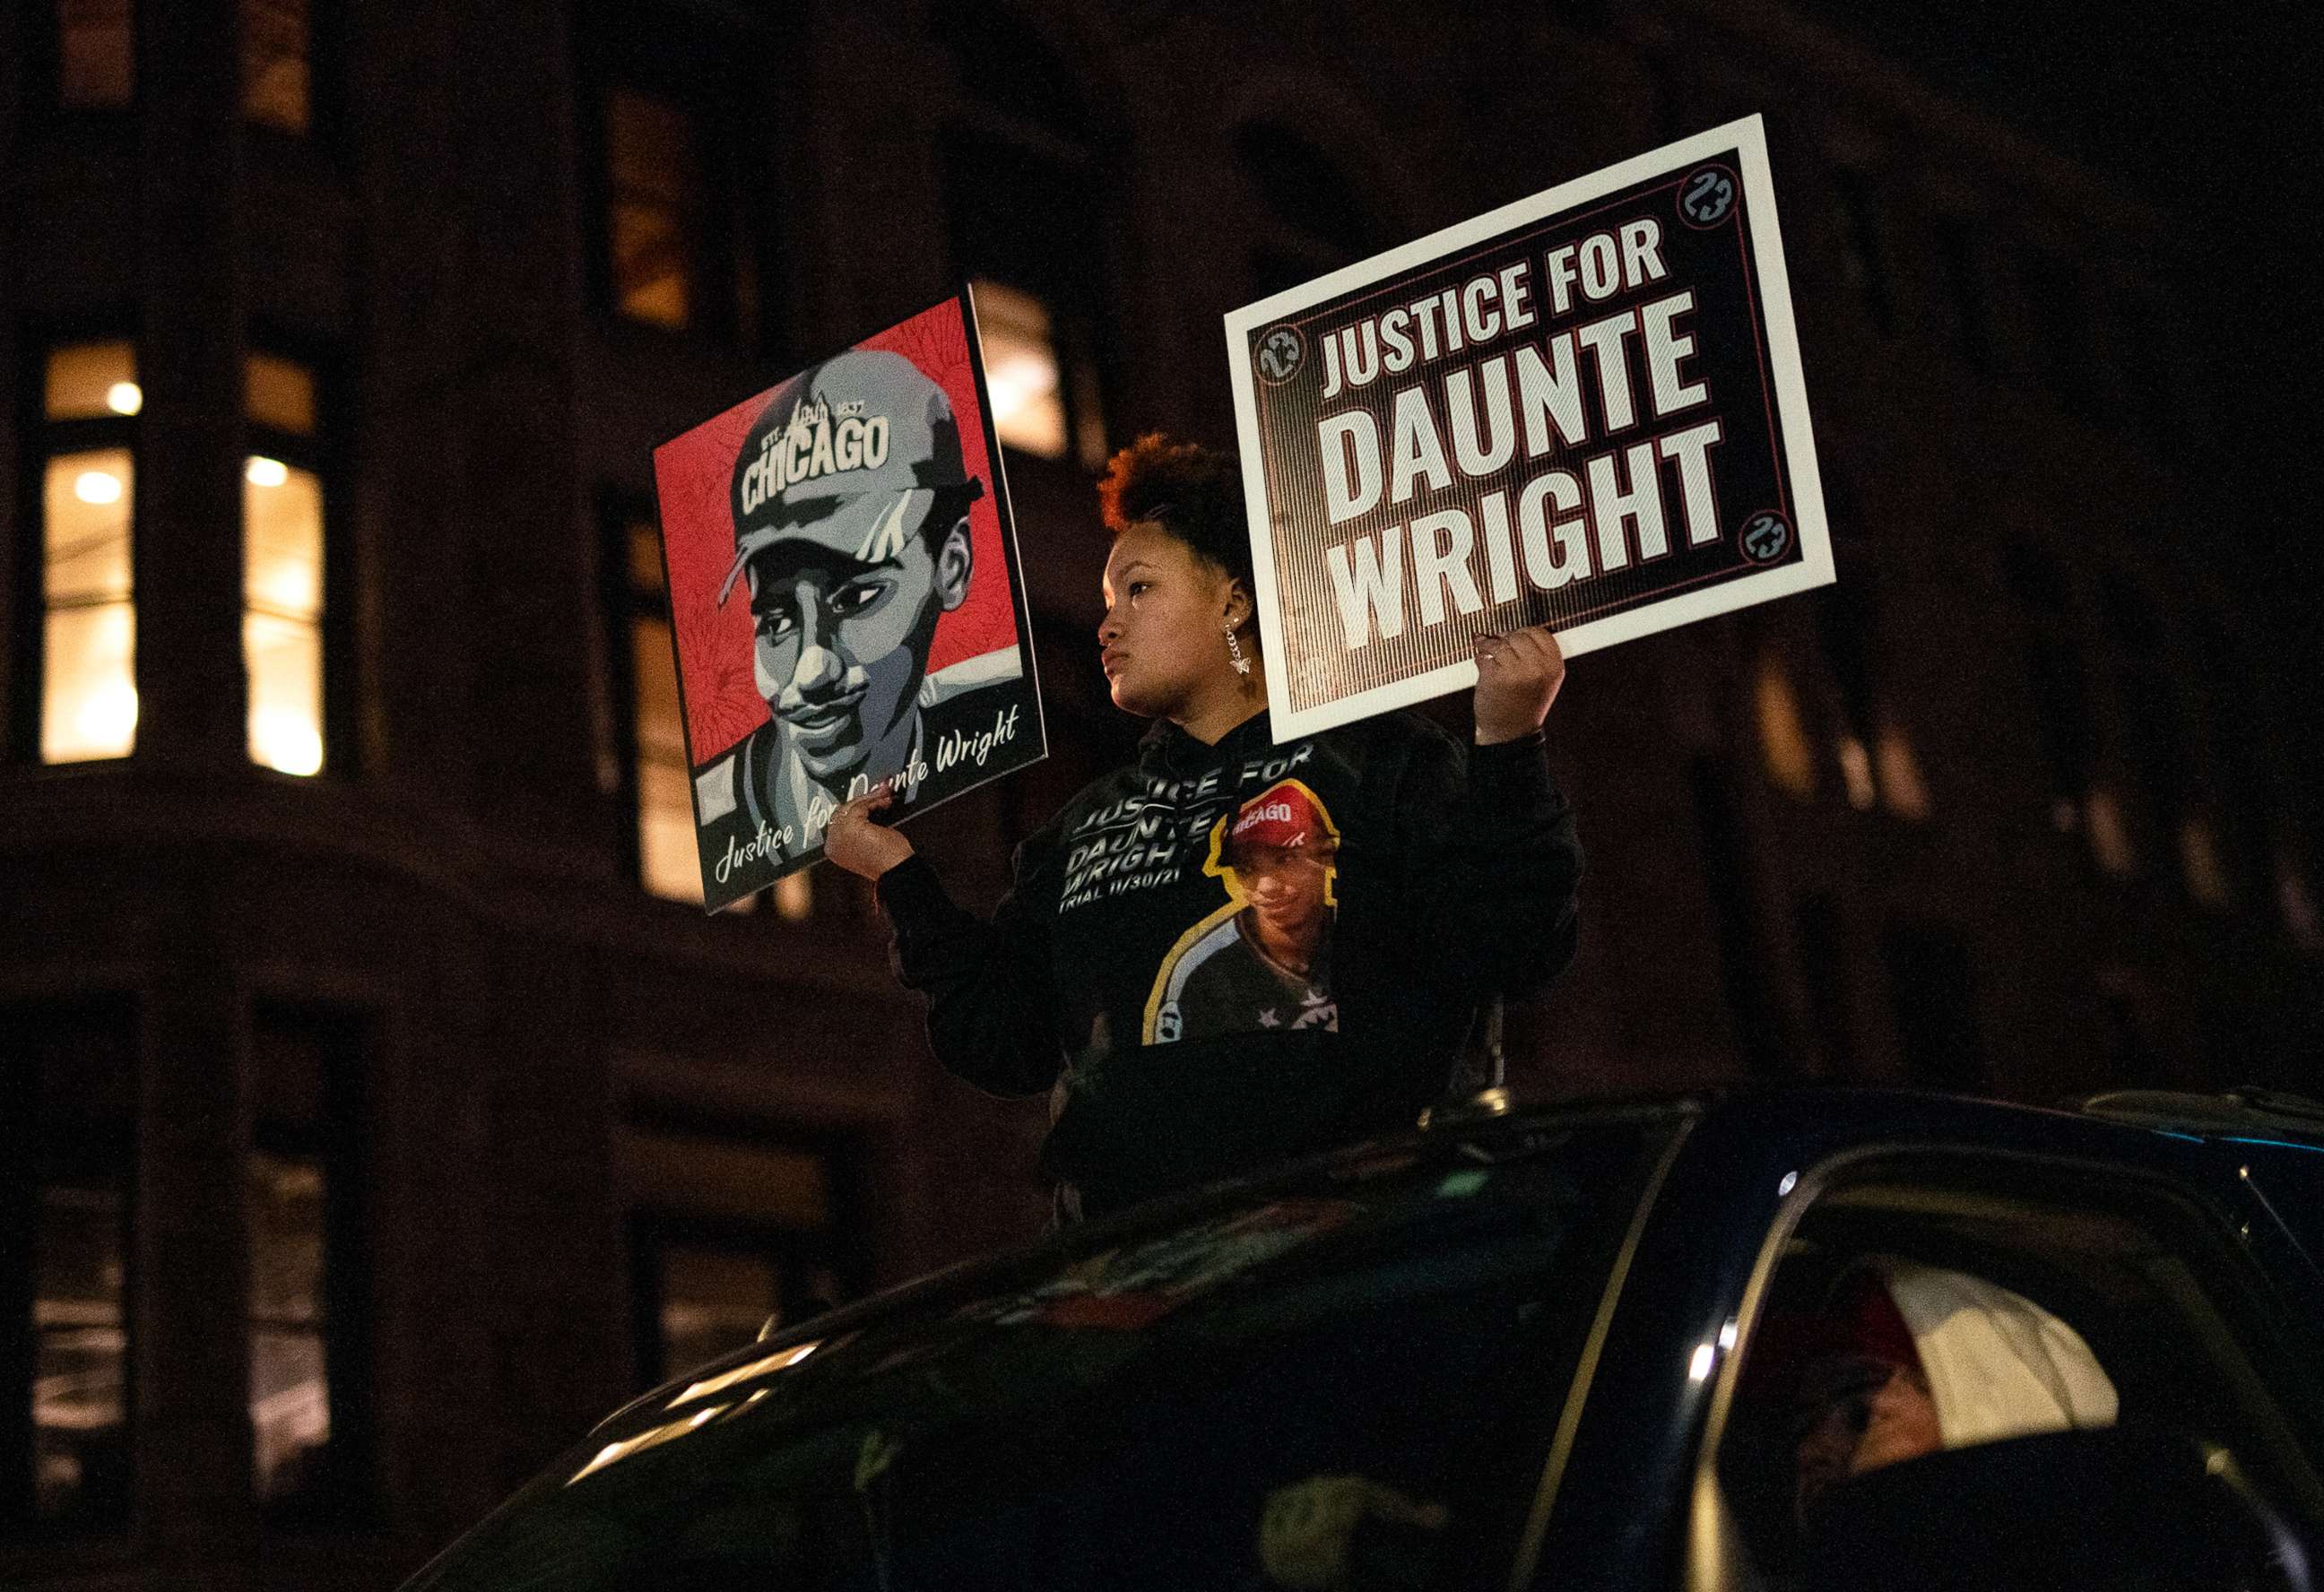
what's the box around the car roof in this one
[607,1085,2321,1437]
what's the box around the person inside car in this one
[823,433,1583,1219]
[1781,1258,2120,1524]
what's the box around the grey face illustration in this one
[723,349,983,795]
[743,503,970,788]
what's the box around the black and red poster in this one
[1226,115,1836,739]
[652,290,1046,913]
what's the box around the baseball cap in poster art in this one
[651,290,1047,913]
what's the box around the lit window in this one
[42,447,138,764]
[242,354,325,776]
[56,0,134,108]
[605,88,704,330]
[1874,723,1931,821]
[620,516,766,913]
[655,1245,780,1380]
[34,1187,130,1522]
[631,612,702,903]
[247,351,317,434]
[247,1152,328,1506]
[773,871,811,921]
[44,342,141,420]
[246,1007,368,1526]
[2178,818,2230,909]
[5,999,137,1537]
[2086,788,2137,877]
[620,1123,845,1389]
[239,0,308,134]
[941,119,1111,469]
[34,343,141,766]
[1754,655,1816,799]
[1835,735,1876,811]
[974,279,1069,460]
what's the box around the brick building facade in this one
[3,2,2314,1587]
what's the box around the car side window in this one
[1699,1155,2324,1591]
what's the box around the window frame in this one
[0,994,140,1544]
[12,329,141,768]
[617,1107,859,1393]
[599,489,690,904]
[597,489,795,916]
[624,1209,834,1393]
[241,337,350,779]
[27,0,139,117]
[1691,1143,2324,1588]
[938,124,1115,475]
[237,0,344,146]
[573,5,778,352]
[243,1000,376,1531]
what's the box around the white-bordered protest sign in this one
[1226,115,1834,740]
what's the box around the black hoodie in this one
[877,708,1582,1216]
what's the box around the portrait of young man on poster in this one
[655,298,1045,912]
[1145,779,1341,1043]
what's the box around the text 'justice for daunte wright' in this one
[1311,215,1730,650]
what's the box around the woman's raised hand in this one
[824,791,915,879]
[1470,626,1565,744]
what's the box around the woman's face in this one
[1097,523,1238,719]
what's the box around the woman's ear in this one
[1224,578,1253,630]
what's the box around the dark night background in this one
[1803,0,2322,818]
[2,1,2320,1588]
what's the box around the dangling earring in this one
[1224,620,1252,677]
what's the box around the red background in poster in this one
[652,297,1021,764]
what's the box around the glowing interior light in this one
[246,456,290,488]
[984,354,1060,423]
[1837,736,1876,810]
[78,680,140,748]
[2086,788,2136,877]
[74,471,124,506]
[1777,1171,1798,1197]
[972,279,1069,458]
[1718,1319,1739,1351]
[775,870,813,921]
[250,708,323,776]
[1689,1343,1716,1381]
[1755,659,1816,798]
[106,381,143,415]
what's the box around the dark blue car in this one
[403,1087,2324,1589]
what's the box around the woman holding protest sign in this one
[826,434,1582,1219]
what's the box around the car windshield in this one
[404,1117,1671,1592]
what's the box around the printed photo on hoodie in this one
[1146,778,1342,1043]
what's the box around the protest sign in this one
[652,290,1046,912]
[1225,115,1834,740]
